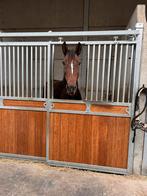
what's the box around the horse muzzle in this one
[66,85,77,96]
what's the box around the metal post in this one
[44,47,47,98]
[17,47,20,97]
[86,45,90,100]
[91,45,95,100]
[0,47,3,96]
[101,44,106,101]
[47,43,51,99]
[13,47,15,96]
[96,44,101,101]
[106,44,112,101]
[26,46,28,97]
[117,44,123,102]
[31,47,33,97]
[39,46,42,98]
[127,23,143,174]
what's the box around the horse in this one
[53,42,82,100]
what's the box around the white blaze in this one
[71,61,74,74]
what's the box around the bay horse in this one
[53,42,82,100]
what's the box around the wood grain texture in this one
[91,105,129,114]
[49,113,130,168]
[52,103,86,111]
[3,100,45,108]
[0,109,46,157]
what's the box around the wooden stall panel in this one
[49,113,130,168]
[0,109,46,157]
[3,100,45,108]
[52,102,86,111]
[91,104,129,115]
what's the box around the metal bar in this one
[106,44,112,101]
[0,29,139,37]
[47,44,51,99]
[47,160,128,174]
[8,47,11,96]
[0,41,137,46]
[30,47,33,97]
[117,44,123,102]
[46,110,49,161]
[96,45,101,101]
[51,45,55,99]
[0,95,131,106]
[26,46,28,97]
[35,47,38,97]
[128,45,134,102]
[39,46,42,98]
[112,44,118,101]
[85,45,90,100]
[122,44,129,102]
[4,47,7,96]
[101,44,106,101]
[0,47,3,96]
[90,45,95,100]
[21,46,24,97]
[0,105,46,112]
[48,109,130,118]
[44,47,47,98]
[13,47,15,96]
[17,47,20,97]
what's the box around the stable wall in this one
[0,0,147,31]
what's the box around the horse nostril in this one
[66,85,77,95]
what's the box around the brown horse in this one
[54,42,82,100]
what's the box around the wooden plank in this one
[0,109,46,157]
[52,102,86,111]
[3,100,45,108]
[91,104,129,114]
[49,113,130,168]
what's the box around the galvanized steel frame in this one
[0,26,143,174]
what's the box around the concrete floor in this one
[0,158,147,196]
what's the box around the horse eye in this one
[79,62,81,65]
[62,61,65,65]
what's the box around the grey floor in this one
[0,158,147,196]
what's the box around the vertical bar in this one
[0,47,3,96]
[30,46,33,97]
[47,44,51,99]
[122,44,129,102]
[22,46,24,97]
[91,44,95,100]
[8,47,11,96]
[4,47,7,96]
[26,46,28,97]
[51,45,55,99]
[86,45,90,100]
[117,44,123,102]
[35,47,37,97]
[39,46,42,98]
[96,44,101,101]
[44,47,47,98]
[111,44,118,101]
[106,44,112,101]
[101,44,106,101]
[13,47,15,96]
[17,47,20,97]
[128,44,134,102]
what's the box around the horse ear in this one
[62,42,68,56]
[75,42,82,56]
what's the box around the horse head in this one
[62,42,82,96]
